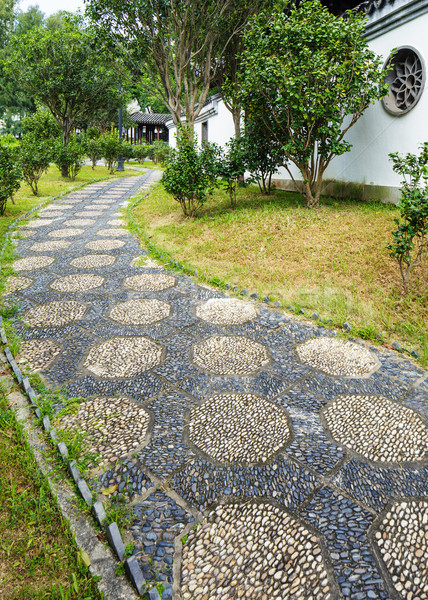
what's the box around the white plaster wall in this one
[274,7,428,188]
[167,97,235,149]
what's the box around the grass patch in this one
[131,184,428,364]
[0,383,102,599]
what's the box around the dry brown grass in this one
[132,184,428,362]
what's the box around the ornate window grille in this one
[382,47,425,116]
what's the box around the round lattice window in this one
[382,47,425,116]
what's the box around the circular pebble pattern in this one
[83,336,163,379]
[296,337,379,377]
[4,276,32,293]
[23,300,87,327]
[18,339,61,371]
[188,394,291,464]
[50,273,105,293]
[59,397,151,467]
[14,256,55,271]
[374,500,428,600]
[107,219,124,226]
[69,254,116,269]
[25,218,54,228]
[123,273,176,291]
[96,228,130,237]
[47,228,85,238]
[196,298,259,325]
[192,336,271,375]
[322,395,428,463]
[48,204,73,209]
[38,211,65,218]
[62,219,95,227]
[181,502,334,600]
[85,239,126,251]
[30,240,72,252]
[91,204,110,209]
[109,299,170,325]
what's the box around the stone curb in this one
[0,178,162,598]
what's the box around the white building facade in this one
[166,0,428,203]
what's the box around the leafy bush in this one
[21,106,60,140]
[99,130,122,173]
[388,143,428,296]
[217,136,247,207]
[18,134,51,195]
[151,140,170,166]
[134,144,151,163]
[82,127,102,169]
[243,121,283,195]
[54,136,85,180]
[0,136,22,215]
[121,141,135,162]
[162,127,220,217]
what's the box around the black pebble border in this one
[0,179,163,600]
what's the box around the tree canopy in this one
[239,0,388,207]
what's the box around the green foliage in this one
[120,141,135,161]
[54,136,85,180]
[82,128,103,169]
[151,140,170,166]
[4,15,120,149]
[134,144,151,163]
[98,130,122,174]
[239,0,388,208]
[387,143,428,296]
[162,126,220,217]
[0,134,21,214]
[18,123,53,194]
[22,106,60,139]
[243,120,282,194]
[217,136,247,207]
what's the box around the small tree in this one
[18,134,51,195]
[387,143,428,297]
[99,130,122,173]
[54,136,84,181]
[83,127,103,169]
[217,136,247,207]
[0,135,21,215]
[243,121,282,195]
[162,127,220,217]
[239,0,388,208]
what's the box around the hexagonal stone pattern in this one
[4,275,32,294]
[196,298,258,325]
[296,337,379,377]
[23,301,87,327]
[109,299,170,325]
[18,339,61,371]
[192,335,271,375]
[13,229,35,238]
[62,219,95,227]
[123,273,176,291]
[188,393,291,464]
[13,256,55,271]
[25,218,54,228]
[322,395,428,463]
[83,336,163,379]
[59,397,150,467]
[47,228,85,238]
[50,273,105,293]
[96,227,130,237]
[30,240,72,252]
[69,254,116,269]
[181,503,335,600]
[85,239,125,251]
[374,499,428,599]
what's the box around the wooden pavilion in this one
[127,112,170,144]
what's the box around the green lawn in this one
[130,183,428,364]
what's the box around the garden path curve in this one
[7,172,428,600]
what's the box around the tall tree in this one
[4,14,120,171]
[86,0,248,129]
[239,0,387,208]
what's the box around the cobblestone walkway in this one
[6,173,428,600]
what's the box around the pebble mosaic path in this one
[6,171,428,600]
